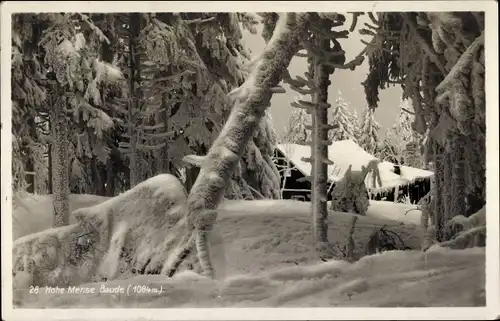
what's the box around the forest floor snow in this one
[12,195,485,307]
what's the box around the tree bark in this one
[48,120,53,194]
[163,95,171,174]
[449,135,467,219]
[91,156,105,196]
[442,143,453,237]
[105,158,115,196]
[162,13,308,278]
[128,13,142,187]
[311,56,331,246]
[185,166,200,194]
[51,92,70,227]
[25,116,38,194]
[432,141,445,241]
[25,156,34,194]
[154,112,163,175]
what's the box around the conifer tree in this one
[281,12,366,259]
[104,13,280,198]
[329,91,359,143]
[12,13,123,226]
[383,99,425,167]
[358,106,381,155]
[363,12,485,242]
[283,96,312,145]
[11,15,47,193]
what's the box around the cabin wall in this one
[274,149,336,202]
[370,177,432,204]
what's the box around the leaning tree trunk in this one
[51,91,70,227]
[161,13,309,278]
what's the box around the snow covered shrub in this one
[398,195,412,205]
[13,174,189,289]
[364,225,411,255]
[330,167,369,215]
[339,215,358,262]
[440,206,486,249]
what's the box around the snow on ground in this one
[16,246,485,308]
[13,194,421,240]
[366,200,422,226]
[12,195,484,307]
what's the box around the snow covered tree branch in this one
[362,12,485,242]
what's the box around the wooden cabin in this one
[274,140,433,204]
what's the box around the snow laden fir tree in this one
[380,99,425,168]
[10,11,487,292]
[362,12,486,245]
[108,13,281,200]
[271,12,370,260]
[12,13,124,227]
[358,107,382,156]
[328,90,360,143]
[283,95,312,145]
[11,13,282,229]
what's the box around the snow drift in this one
[16,246,485,308]
[11,180,484,308]
[13,174,189,291]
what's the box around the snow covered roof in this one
[398,163,434,181]
[276,140,433,191]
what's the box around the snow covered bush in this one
[13,174,189,290]
[440,206,486,249]
[330,166,370,216]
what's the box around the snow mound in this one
[17,246,485,308]
[11,195,484,307]
[13,174,188,291]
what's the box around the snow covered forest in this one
[9,11,487,309]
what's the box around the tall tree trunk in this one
[128,13,142,187]
[449,135,467,219]
[153,93,168,175]
[154,110,163,175]
[105,158,115,196]
[48,120,53,194]
[51,93,70,227]
[162,13,308,278]
[310,57,331,247]
[433,142,445,241]
[101,13,116,197]
[185,166,200,194]
[442,141,453,238]
[25,157,34,193]
[25,117,37,193]
[91,156,105,195]
[162,93,171,174]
